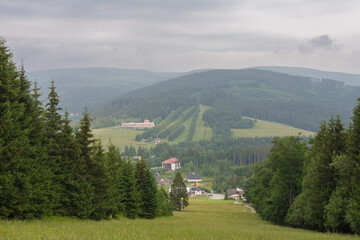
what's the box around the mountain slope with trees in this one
[27,68,190,113]
[94,69,360,133]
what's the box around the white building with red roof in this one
[162,157,181,171]
[121,120,155,129]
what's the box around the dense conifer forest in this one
[0,38,172,220]
[244,107,360,234]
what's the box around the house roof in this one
[190,187,205,191]
[227,189,239,196]
[187,172,201,179]
[162,157,179,164]
[155,175,165,183]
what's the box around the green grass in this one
[232,117,315,138]
[192,105,213,141]
[0,198,356,240]
[93,127,147,151]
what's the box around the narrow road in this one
[209,193,225,199]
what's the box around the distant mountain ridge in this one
[95,68,360,133]
[254,66,360,86]
[27,67,190,113]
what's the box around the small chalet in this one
[226,188,244,201]
[162,158,181,171]
[155,175,167,186]
[187,172,202,182]
[190,187,206,196]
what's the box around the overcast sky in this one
[1,0,360,73]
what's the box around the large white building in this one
[162,158,181,171]
[121,120,155,129]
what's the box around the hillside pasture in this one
[93,127,146,151]
[0,198,356,240]
[232,117,315,138]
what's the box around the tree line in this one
[244,103,360,234]
[0,38,173,220]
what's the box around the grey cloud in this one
[299,35,339,53]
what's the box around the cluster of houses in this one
[157,157,246,200]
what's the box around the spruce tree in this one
[75,107,97,218]
[104,141,124,218]
[43,80,64,213]
[89,141,111,220]
[170,172,189,211]
[344,98,360,233]
[135,158,158,219]
[120,159,138,219]
[0,38,49,219]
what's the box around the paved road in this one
[209,193,225,199]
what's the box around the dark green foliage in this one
[43,80,64,213]
[120,159,138,219]
[168,125,185,141]
[246,136,306,225]
[187,108,200,141]
[105,141,124,217]
[170,172,189,211]
[286,117,345,230]
[224,191,229,200]
[324,154,352,232]
[156,187,172,217]
[203,108,254,129]
[89,142,111,220]
[135,158,158,219]
[0,38,51,219]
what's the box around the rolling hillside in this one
[254,66,360,86]
[27,68,188,113]
[94,69,360,133]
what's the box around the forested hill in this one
[27,68,189,113]
[255,66,360,86]
[94,69,360,132]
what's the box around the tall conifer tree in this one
[120,159,138,219]
[105,141,124,217]
[170,172,189,211]
[43,80,64,213]
[135,158,158,219]
[0,38,48,218]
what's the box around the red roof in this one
[162,157,179,164]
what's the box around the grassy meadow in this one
[0,198,357,240]
[232,117,315,138]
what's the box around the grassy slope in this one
[192,105,213,141]
[232,117,315,138]
[92,127,145,151]
[0,198,356,240]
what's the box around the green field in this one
[93,106,314,150]
[93,127,146,151]
[232,117,315,138]
[0,198,356,240]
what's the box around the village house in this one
[189,187,206,196]
[162,157,181,171]
[226,188,244,201]
[155,175,167,186]
[186,172,202,182]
